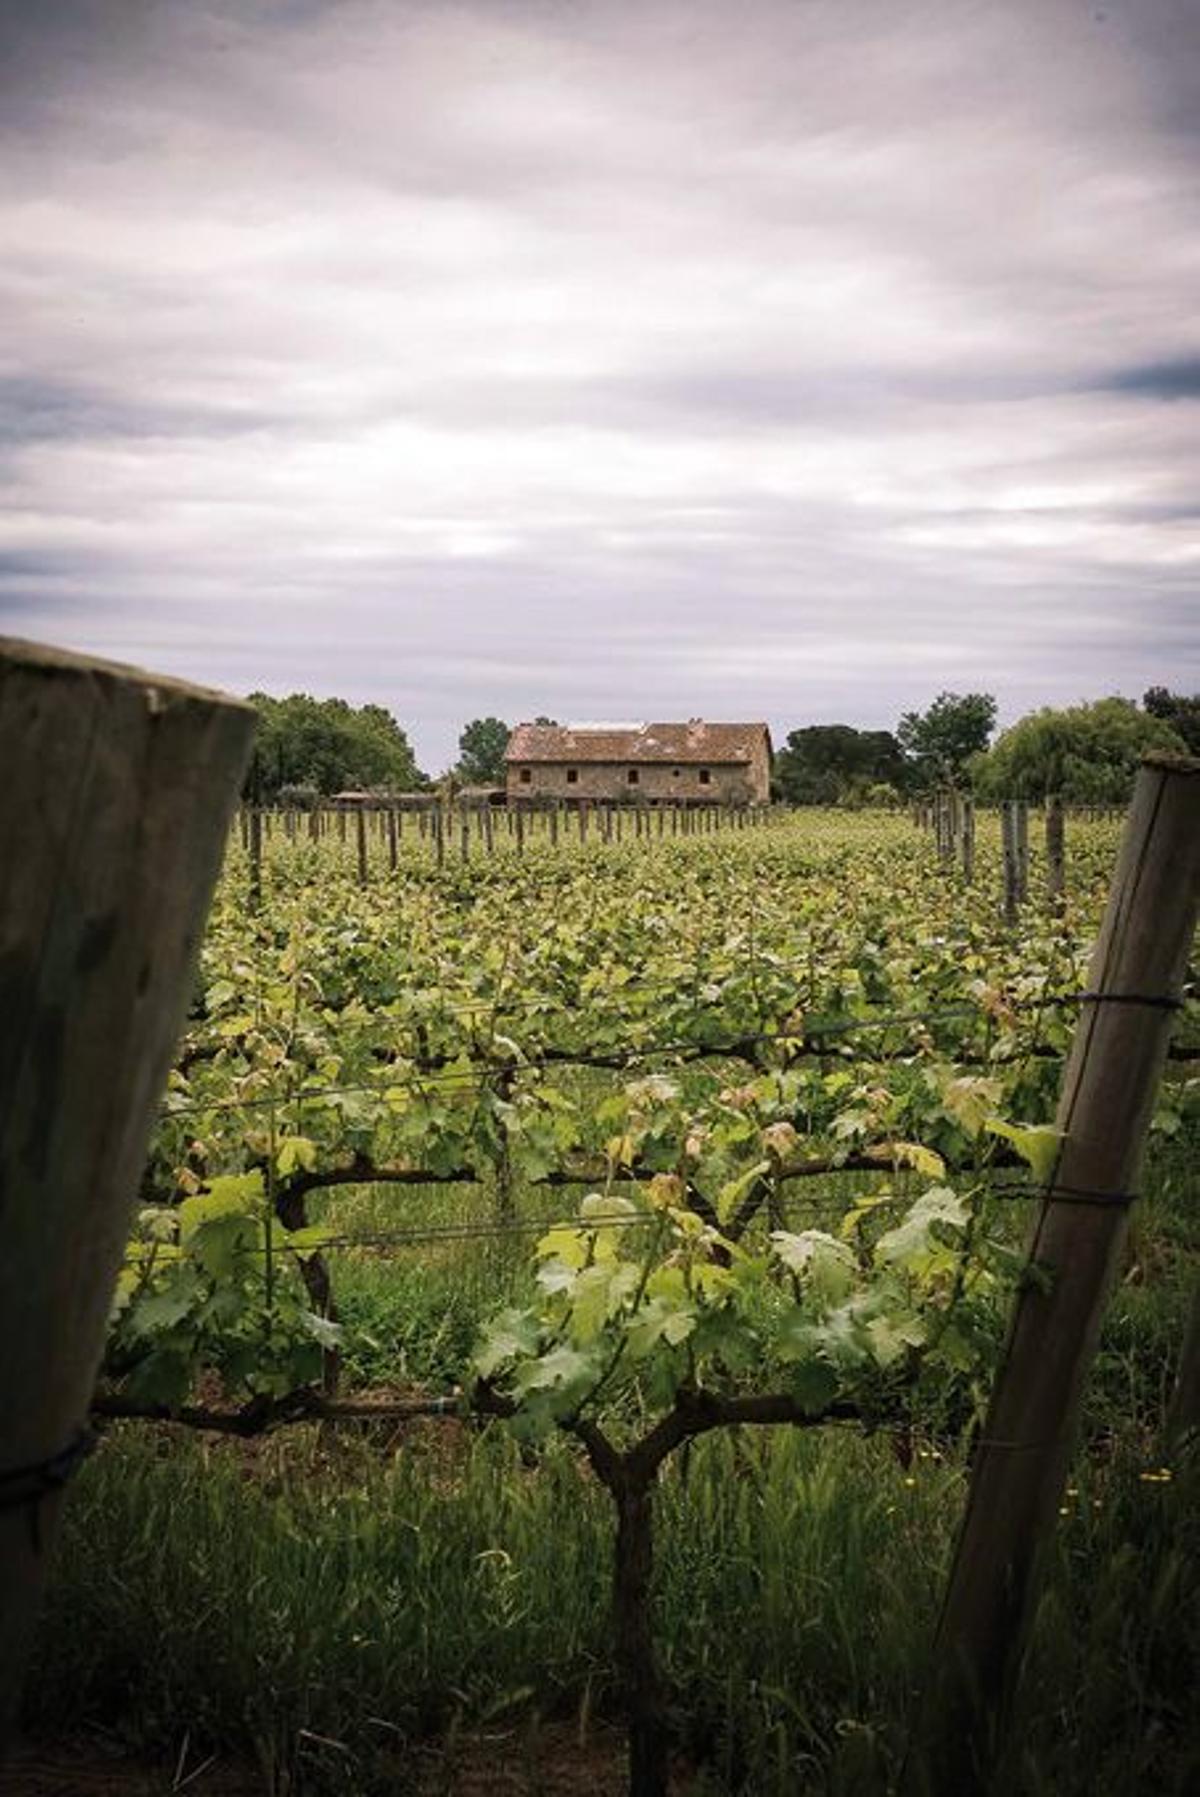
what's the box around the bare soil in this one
[2,1722,667,1796]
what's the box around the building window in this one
[519,768,531,784]
[566,768,578,785]
[699,768,711,785]
[627,768,639,785]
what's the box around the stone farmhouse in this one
[505,720,772,807]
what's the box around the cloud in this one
[1,0,1198,768]
[1101,357,1200,400]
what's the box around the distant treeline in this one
[244,693,428,803]
[774,688,1196,807]
[243,688,1197,809]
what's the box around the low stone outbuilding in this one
[505,720,772,806]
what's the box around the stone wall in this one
[506,760,762,805]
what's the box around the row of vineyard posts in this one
[913,789,1095,918]
[245,787,1096,922]
[240,793,769,901]
[1,638,1196,1797]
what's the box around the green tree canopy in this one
[246,693,427,799]
[897,692,996,788]
[1143,687,1200,755]
[456,716,511,785]
[971,697,1186,804]
[775,724,906,805]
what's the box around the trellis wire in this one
[158,985,1194,1122]
[118,1173,1122,1272]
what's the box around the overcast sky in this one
[2,0,1197,771]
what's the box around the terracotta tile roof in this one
[506,721,770,765]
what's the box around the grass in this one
[25,1399,1199,1793]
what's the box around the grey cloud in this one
[0,376,287,444]
[1101,358,1200,400]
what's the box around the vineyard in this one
[20,804,1200,1795]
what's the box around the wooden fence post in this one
[1001,801,1020,923]
[387,805,398,871]
[248,806,263,912]
[960,797,975,884]
[911,752,1199,1794]
[1045,793,1065,904]
[355,807,368,887]
[0,640,253,1749]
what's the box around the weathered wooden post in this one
[549,804,558,849]
[387,805,398,871]
[515,806,526,855]
[460,813,470,862]
[912,753,1199,1795]
[248,805,263,912]
[1001,801,1020,923]
[960,796,975,883]
[483,805,494,855]
[433,807,444,868]
[355,806,369,887]
[0,640,253,1750]
[1045,793,1065,904]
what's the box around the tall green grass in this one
[27,1419,1198,1794]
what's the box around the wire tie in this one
[0,1426,96,1553]
[1076,991,1182,1011]
[1041,1185,1139,1209]
[975,1437,1062,1453]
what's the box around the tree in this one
[774,725,905,805]
[456,716,511,785]
[972,698,1185,804]
[246,693,426,800]
[897,692,996,789]
[1143,687,1200,755]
